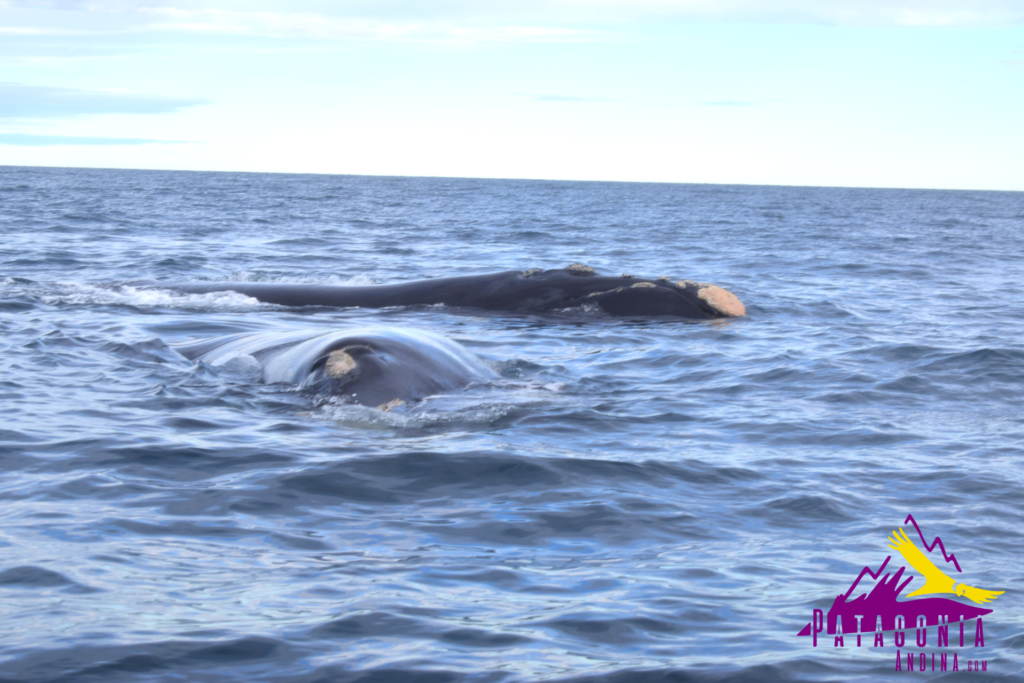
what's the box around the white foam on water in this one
[209,352,263,376]
[227,272,377,286]
[310,381,561,428]
[313,399,519,428]
[43,284,267,311]
[310,395,414,428]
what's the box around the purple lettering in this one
[813,609,823,647]
[916,615,927,647]
[975,618,985,647]
[938,615,949,648]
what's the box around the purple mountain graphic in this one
[798,555,991,637]
[904,514,962,573]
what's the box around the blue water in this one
[1,166,1023,682]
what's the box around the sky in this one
[0,0,1022,189]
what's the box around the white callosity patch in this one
[377,398,406,411]
[324,349,358,378]
[696,283,746,317]
[565,262,596,275]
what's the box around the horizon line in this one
[1,163,1021,194]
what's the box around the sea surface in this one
[1,166,1023,682]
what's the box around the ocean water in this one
[1,165,1023,682]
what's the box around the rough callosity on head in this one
[630,282,657,289]
[325,348,358,378]
[566,263,596,276]
[377,398,406,411]
[696,284,746,317]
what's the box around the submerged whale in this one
[163,264,746,319]
[174,328,497,409]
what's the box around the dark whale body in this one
[174,328,496,409]
[164,264,746,319]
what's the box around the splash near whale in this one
[160,264,746,319]
[173,328,497,410]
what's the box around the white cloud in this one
[703,100,756,106]
[0,4,607,46]
[0,26,86,34]
[0,82,207,119]
[550,0,1024,26]
[135,8,602,42]
[0,132,185,144]
[533,94,613,102]
[3,0,1023,36]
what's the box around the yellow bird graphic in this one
[887,528,1003,605]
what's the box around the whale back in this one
[158,265,745,319]
[173,328,495,407]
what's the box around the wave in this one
[31,283,267,311]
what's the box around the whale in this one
[173,328,497,409]
[161,264,745,319]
